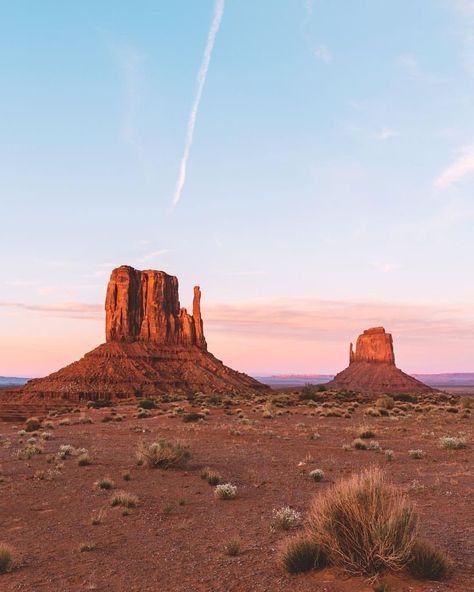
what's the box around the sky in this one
[1,0,474,377]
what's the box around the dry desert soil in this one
[0,391,473,592]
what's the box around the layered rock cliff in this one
[22,266,266,401]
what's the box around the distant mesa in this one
[22,265,267,402]
[327,326,432,394]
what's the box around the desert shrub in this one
[376,396,395,410]
[359,427,375,439]
[0,544,13,574]
[79,541,96,552]
[91,508,106,525]
[446,406,458,413]
[40,431,53,441]
[309,469,324,482]
[352,438,368,450]
[299,384,321,402]
[122,471,131,481]
[393,393,414,402]
[369,441,382,452]
[15,443,43,459]
[77,453,91,466]
[271,506,301,531]
[408,449,425,459]
[307,467,417,576]
[460,396,472,409]
[57,444,75,458]
[200,467,221,485]
[110,490,138,508]
[407,539,450,580]
[214,483,237,500]
[440,436,467,450]
[87,399,114,409]
[280,535,327,574]
[136,440,191,469]
[385,449,395,461]
[138,399,156,410]
[95,478,114,490]
[224,538,241,556]
[182,412,202,423]
[25,417,41,432]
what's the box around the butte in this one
[22,265,267,402]
[326,327,432,394]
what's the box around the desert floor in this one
[0,394,472,592]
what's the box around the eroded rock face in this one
[105,265,207,349]
[22,265,266,401]
[349,327,395,365]
[328,326,432,394]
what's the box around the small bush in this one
[352,438,368,450]
[460,396,472,409]
[271,506,301,531]
[280,535,327,573]
[440,436,467,450]
[307,467,417,576]
[224,538,241,556]
[409,449,426,459]
[0,544,13,574]
[182,412,202,423]
[407,539,450,580]
[25,417,41,432]
[385,449,395,461]
[110,490,138,508]
[138,399,157,410]
[309,469,324,482]
[95,478,114,490]
[214,483,237,500]
[376,396,394,410]
[359,428,375,439]
[136,440,191,469]
[77,453,91,466]
[122,471,131,481]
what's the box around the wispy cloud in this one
[140,249,170,263]
[0,302,103,320]
[374,127,398,141]
[172,0,225,207]
[434,144,474,189]
[301,1,332,63]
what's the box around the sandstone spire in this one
[105,265,207,349]
[349,327,395,365]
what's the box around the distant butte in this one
[22,265,267,402]
[327,326,432,394]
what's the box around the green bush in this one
[280,535,327,573]
[407,539,450,580]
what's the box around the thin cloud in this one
[374,127,398,141]
[140,249,170,263]
[301,1,332,63]
[434,144,474,189]
[172,0,225,207]
[0,302,103,320]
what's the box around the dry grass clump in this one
[214,483,237,500]
[200,466,221,485]
[359,427,376,439]
[110,490,138,508]
[376,395,395,410]
[440,436,467,450]
[307,467,417,576]
[77,453,91,466]
[271,506,301,531]
[95,477,115,490]
[407,539,450,580]
[408,449,426,459]
[280,535,327,573]
[309,469,324,482]
[352,438,368,450]
[136,440,191,469]
[224,537,241,556]
[0,543,13,574]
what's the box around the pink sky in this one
[1,296,473,377]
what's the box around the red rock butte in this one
[327,327,432,394]
[21,265,267,402]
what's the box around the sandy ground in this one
[0,398,472,592]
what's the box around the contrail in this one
[172,0,225,207]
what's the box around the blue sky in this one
[1,0,474,376]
